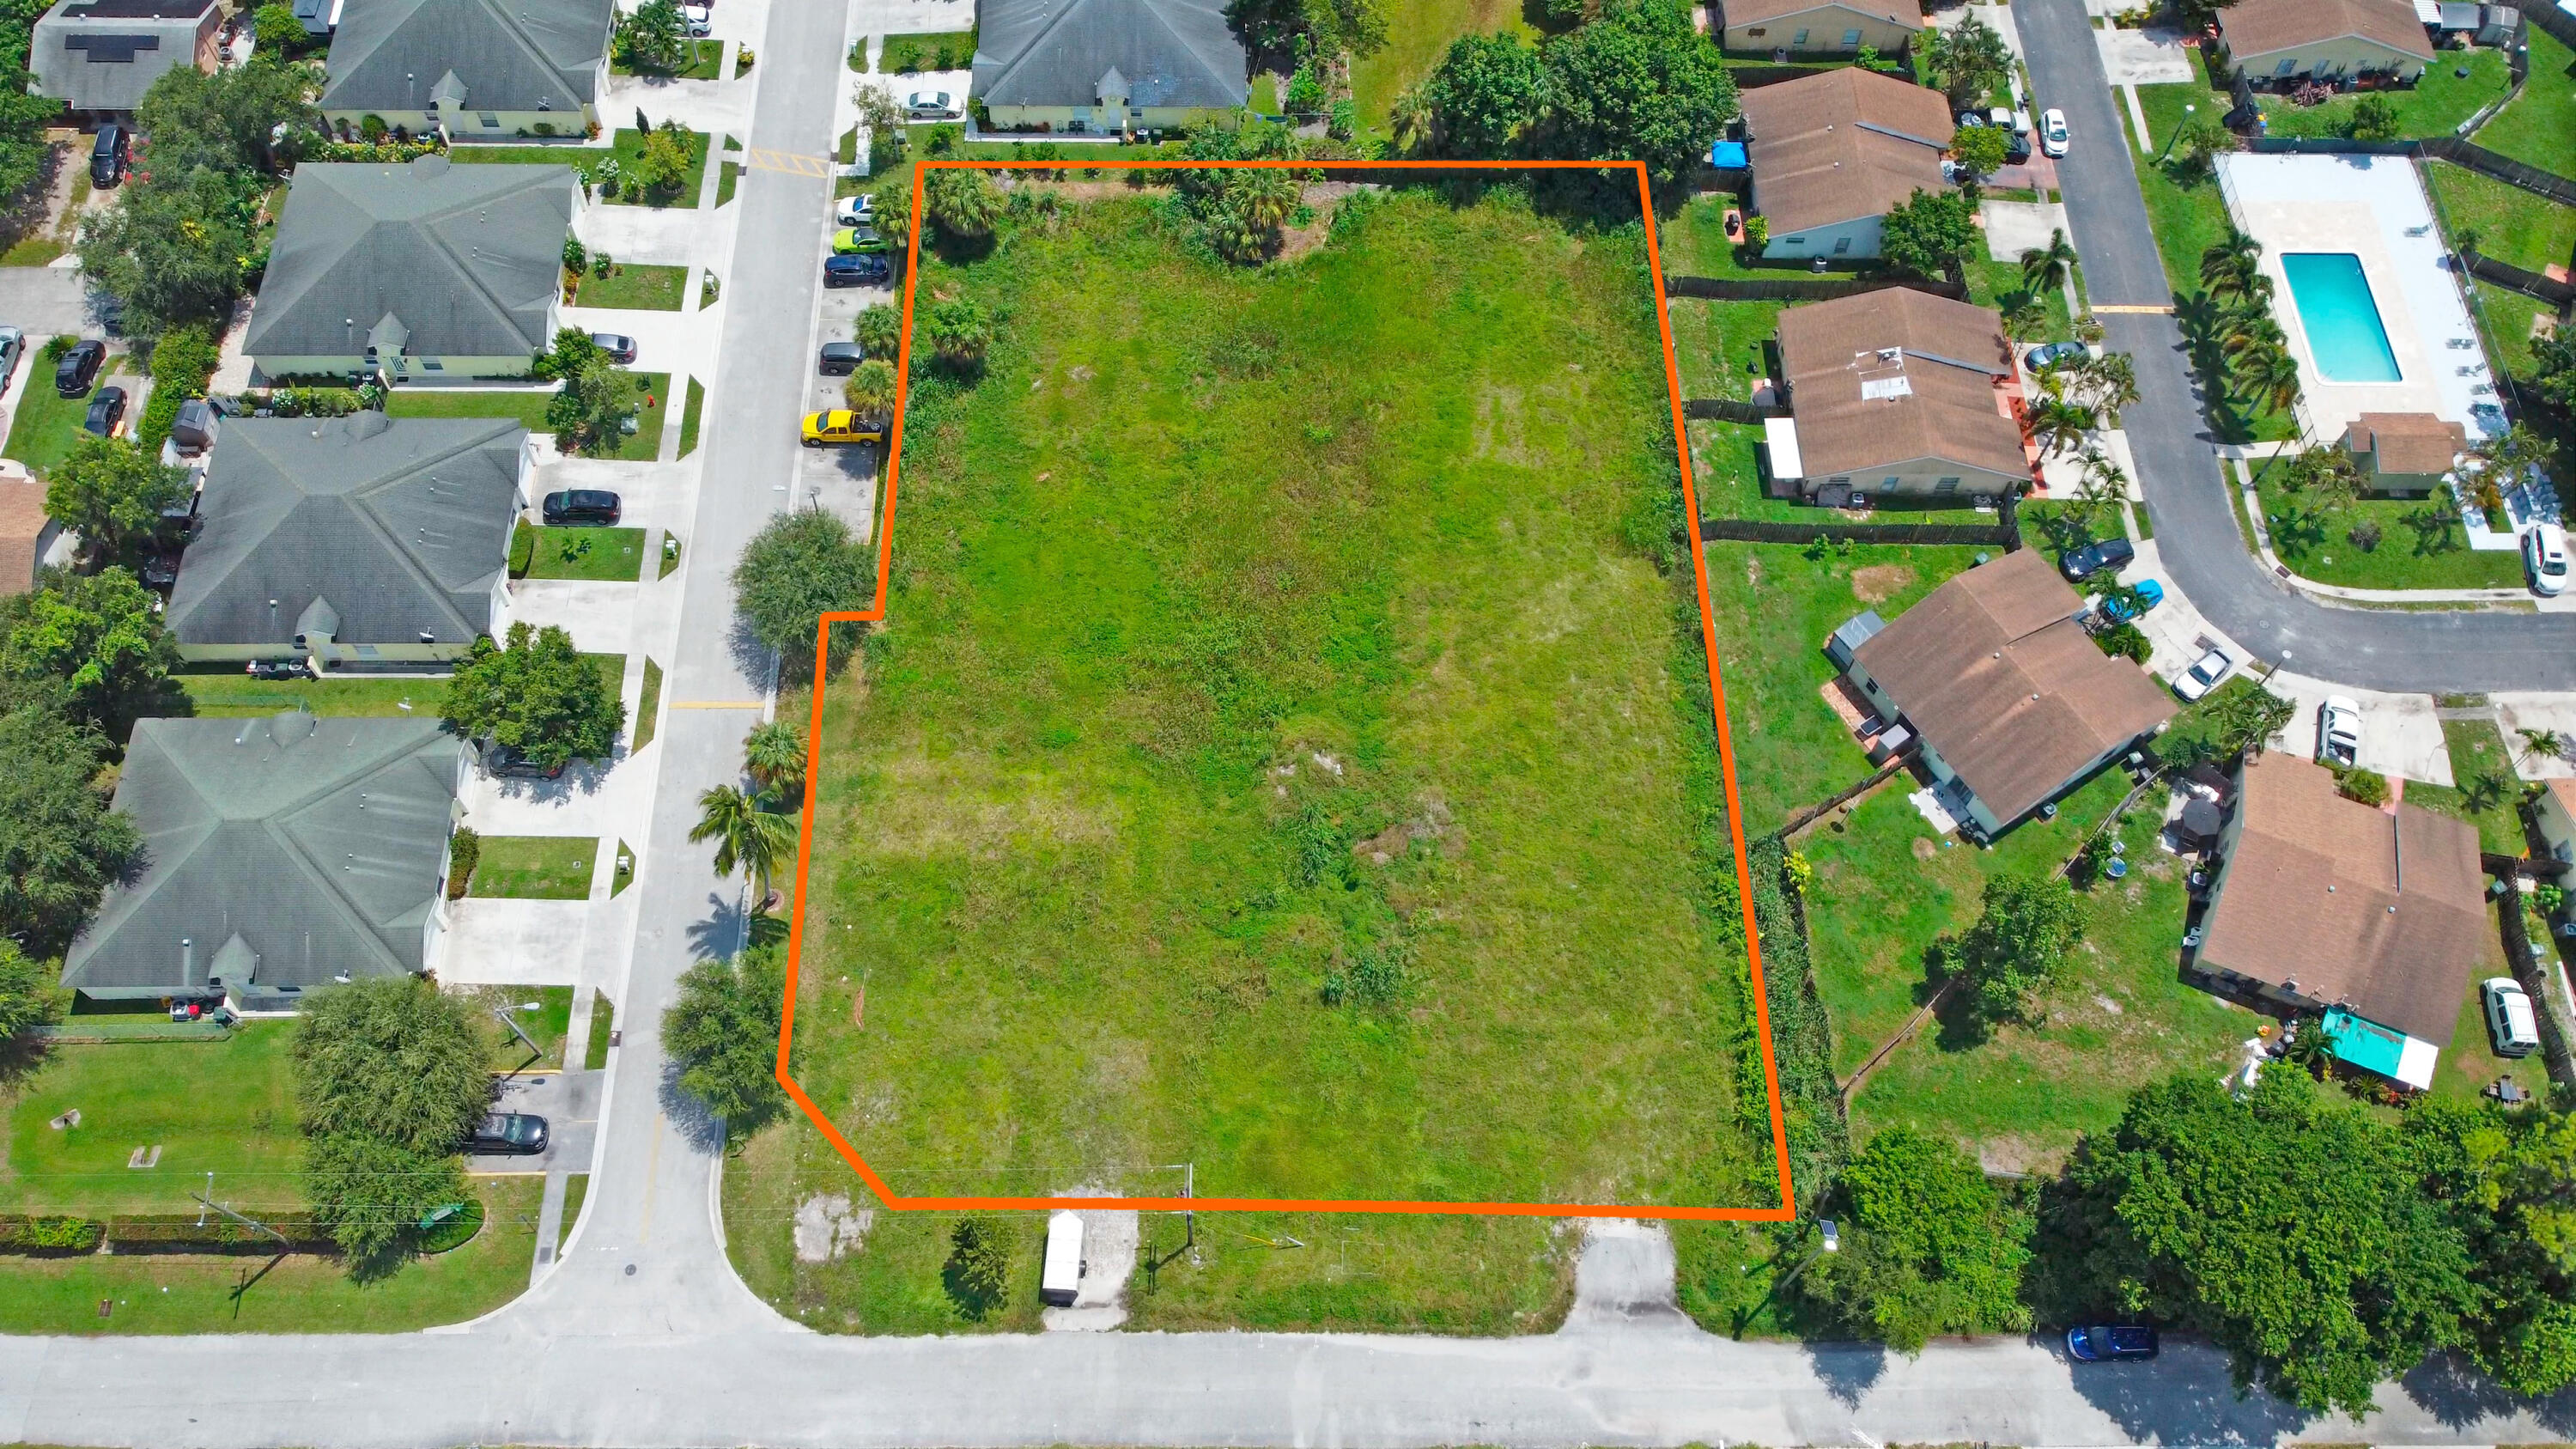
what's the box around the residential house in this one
[1766,288,2029,502]
[319,0,611,138]
[2191,752,2489,1087]
[29,0,220,116]
[166,414,528,661]
[243,155,575,381]
[1838,549,2177,840]
[2534,777,2576,865]
[1713,0,1918,56]
[2217,0,2435,84]
[60,712,468,1009]
[0,477,62,595]
[2342,411,2465,494]
[972,0,1245,134]
[1739,65,1953,261]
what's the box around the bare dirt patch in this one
[1850,564,1917,604]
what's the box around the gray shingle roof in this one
[62,714,465,999]
[319,0,611,113]
[973,0,1245,110]
[30,0,216,113]
[167,414,526,647]
[243,157,574,363]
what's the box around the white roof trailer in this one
[1040,1210,1086,1307]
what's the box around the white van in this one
[2484,977,2541,1058]
[1040,1210,1086,1307]
[2524,522,2568,596]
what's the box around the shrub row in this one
[0,1214,106,1255]
[0,1211,338,1257]
[1740,836,1850,1205]
[134,323,221,452]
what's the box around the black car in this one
[817,341,865,375]
[246,658,314,680]
[486,742,565,779]
[465,1112,549,1156]
[2067,1325,2160,1361]
[2060,536,2136,582]
[542,488,622,526]
[823,253,890,289]
[138,551,180,590]
[54,338,105,397]
[591,332,638,364]
[82,385,126,437]
[89,124,127,187]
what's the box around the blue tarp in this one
[1709,141,1748,168]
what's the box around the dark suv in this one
[2059,536,2136,583]
[53,338,105,397]
[542,489,621,526]
[89,124,127,187]
[465,1112,549,1156]
[823,253,890,289]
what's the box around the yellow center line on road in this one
[745,149,830,177]
[2092,303,2176,314]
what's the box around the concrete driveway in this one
[2093,24,2194,84]
[0,264,104,338]
[466,1068,603,1175]
[2263,672,2453,784]
[444,898,594,988]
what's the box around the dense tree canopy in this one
[1419,33,1546,157]
[1534,0,1736,188]
[440,622,624,769]
[0,939,58,1044]
[0,701,139,954]
[1806,1126,2032,1350]
[0,567,179,740]
[663,942,787,1138]
[732,509,873,664]
[45,435,191,566]
[294,976,489,1276]
[1939,873,2081,1032]
[1926,15,2011,110]
[0,0,64,204]
[1880,187,1979,278]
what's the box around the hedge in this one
[0,1214,106,1256]
[106,1212,338,1256]
[135,324,222,452]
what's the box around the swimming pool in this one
[2281,253,2402,383]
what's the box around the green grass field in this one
[174,670,443,718]
[523,525,649,581]
[2404,716,2527,855]
[4,360,110,477]
[2425,161,2576,276]
[1348,0,1535,135]
[2251,467,2529,592]
[3,1025,307,1217]
[678,378,706,458]
[387,387,556,431]
[576,263,689,311]
[2469,280,2549,381]
[453,129,710,209]
[748,188,1771,1330]
[2474,27,2576,175]
[2251,49,2510,139]
[468,836,599,899]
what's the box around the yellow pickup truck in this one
[799,410,884,447]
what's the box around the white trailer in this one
[1040,1210,1086,1307]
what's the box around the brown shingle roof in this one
[1777,289,2026,480]
[0,478,47,597]
[2346,412,2466,477]
[2196,753,2488,1044]
[2220,0,2434,63]
[1850,550,2177,825]
[1741,66,1953,238]
[1722,0,1913,28]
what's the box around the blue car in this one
[2068,1325,2160,1361]
[823,253,890,289]
[2097,577,2164,623]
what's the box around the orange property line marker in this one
[771,158,1797,1222]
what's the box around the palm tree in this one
[2002,297,2048,344]
[691,783,798,906]
[841,358,900,423]
[2199,228,2261,297]
[743,720,808,801]
[2020,227,2079,295]
[2241,343,2303,420]
[2520,728,2570,766]
[2072,450,2127,530]
[1388,82,1434,155]
[2064,350,2141,423]
[2026,395,2097,458]
[2220,313,2285,370]
[924,298,992,371]
[924,167,1003,239]
[1231,167,1300,234]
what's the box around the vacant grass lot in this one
[756,188,1770,1330]
[2252,49,2510,139]
[1348,0,1534,135]
[2425,161,2576,275]
[2474,27,2576,174]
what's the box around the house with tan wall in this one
[2216,0,2434,83]
[1766,289,2032,504]
[319,0,611,138]
[1740,65,1953,261]
[1714,0,1917,56]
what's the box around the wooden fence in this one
[1662,273,1970,302]
[1684,397,1789,423]
[1698,517,2022,547]
[2465,249,2576,308]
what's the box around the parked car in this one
[82,385,126,437]
[2067,1326,2160,1362]
[486,742,565,779]
[831,226,887,254]
[2039,107,2070,158]
[542,488,622,526]
[2172,646,2235,702]
[823,253,890,288]
[2484,977,2541,1058]
[246,658,315,680]
[465,1112,550,1156]
[0,326,25,387]
[817,341,866,375]
[138,551,180,590]
[680,1,712,34]
[834,192,876,227]
[54,338,105,396]
[2095,577,2163,623]
[2025,340,2088,373]
[591,332,638,364]
[800,409,881,447]
[2524,521,2568,596]
[906,89,960,120]
[89,124,127,186]
[2316,695,2361,769]
[2059,535,2134,582]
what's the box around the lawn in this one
[1348,0,1534,136]
[387,386,556,431]
[2251,49,2511,139]
[635,657,664,750]
[1965,253,2076,344]
[0,1176,539,1335]
[678,377,705,458]
[717,160,740,208]
[1697,539,1980,833]
[2,1025,307,1218]
[2473,27,2576,174]
[2251,466,2528,591]
[758,189,1772,1330]
[470,984,575,1068]
[2425,161,2576,275]
[878,28,975,73]
[467,836,599,899]
[4,356,106,477]
[575,262,689,311]
[2426,916,2524,1105]
[452,128,710,209]
[1656,194,1768,280]
[521,524,649,581]
[2468,280,2549,380]
[1804,772,2255,1167]
[175,670,445,718]
[2405,716,2527,854]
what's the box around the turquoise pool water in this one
[2281,253,2402,383]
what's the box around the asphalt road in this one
[2013,0,2576,691]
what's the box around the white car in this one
[2316,696,2360,769]
[834,192,876,227]
[906,89,961,120]
[2039,107,2069,158]
[2483,977,2540,1057]
[2524,521,2568,596]
[680,1,711,34]
[2172,646,2234,702]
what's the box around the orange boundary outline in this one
[772,157,1795,1221]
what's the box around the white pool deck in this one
[2215,154,2538,541]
